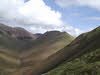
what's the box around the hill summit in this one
[0,23,39,40]
[26,26,100,75]
[0,23,74,75]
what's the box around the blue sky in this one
[44,0,100,31]
[24,0,30,2]
[0,0,100,36]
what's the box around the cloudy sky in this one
[0,0,100,36]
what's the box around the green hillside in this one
[21,31,74,66]
[12,31,74,75]
[27,26,100,75]
[45,47,100,75]
[45,27,100,75]
[0,24,74,75]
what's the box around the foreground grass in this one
[45,49,100,75]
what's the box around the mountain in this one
[0,24,74,75]
[0,23,42,53]
[45,47,100,75]
[27,26,100,75]
[34,33,42,38]
[20,30,74,66]
[0,23,38,40]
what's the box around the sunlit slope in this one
[0,24,74,75]
[45,48,100,75]
[28,26,100,75]
[21,31,74,66]
[12,31,74,75]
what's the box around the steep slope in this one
[0,24,41,75]
[34,33,42,38]
[0,23,40,52]
[45,48,100,75]
[27,26,100,75]
[0,24,74,75]
[0,23,36,40]
[20,31,74,66]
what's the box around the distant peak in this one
[46,31,61,34]
[0,23,39,40]
[96,26,100,29]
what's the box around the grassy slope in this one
[0,30,74,75]
[12,32,74,75]
[45,26,100,75]
[21,32,74,65]
[0,36,32,75]
[45,48,100,75]
[27,26,100,75]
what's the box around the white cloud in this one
[55,0,100,10]
[0,0,62,26]
[18,0,63,26]
[0,0,82,36]
[61,25,83,36]
[0,0,23,21]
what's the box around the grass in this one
[25,26,100,75]
[44,27,100,75]
[1,25,100,75]
[0,36,33,52]
[45,48,100,75]
[0,30,74,75]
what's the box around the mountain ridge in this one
[0,23,74,75]
[0,23,39,40]
[27,26,100,75]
